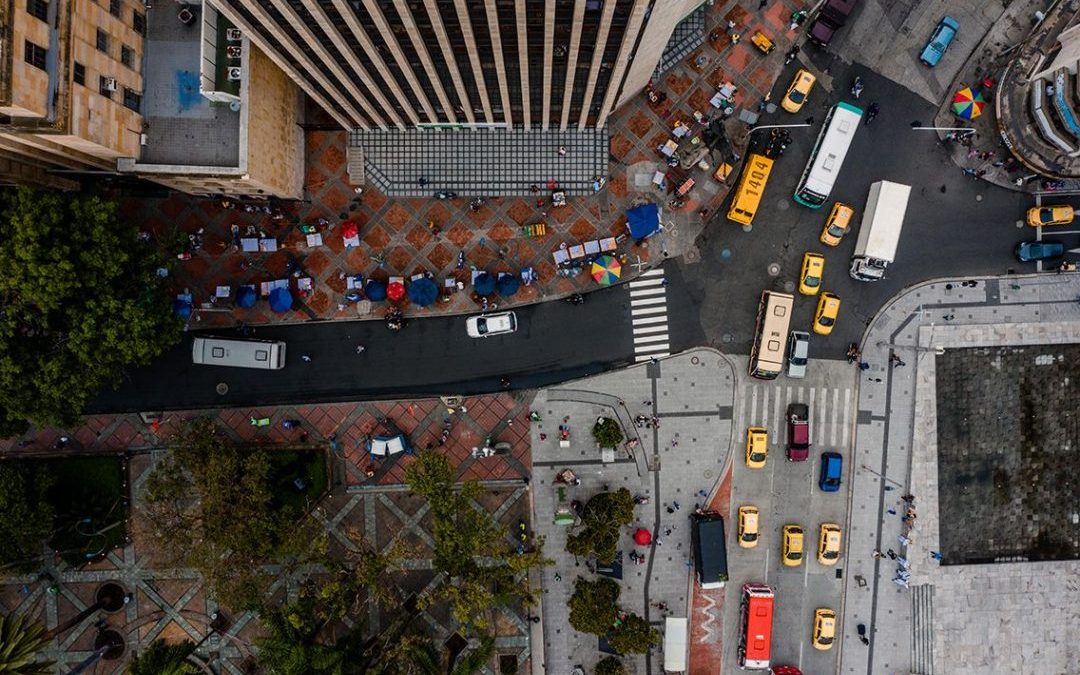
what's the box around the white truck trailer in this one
[849,180,911,281]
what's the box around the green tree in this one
[566,489,634,564]
[0,612,53,675]
[0,187,179,430]
[592,418,624,447]
[255,603,363,675]
[143,418,317,610]
[594,656,626,675]
[608,613,658,655]
[366,632,440,675]
[449,635,495,675]
[125,639,198,675]
[0,464,54,569]
[567,577,620,635]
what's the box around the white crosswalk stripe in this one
[739,382,855,451]
[627,268,670,361]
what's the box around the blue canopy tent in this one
[496,274,520,297]
[627,203,661,240]
[236,286,257,308]
[269,286,293,313]
[473,272,496,295]
[365,279,387,301]
[407,277,439,307]
[173,297,192,319]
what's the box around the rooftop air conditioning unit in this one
[104,77,118,92]
[227,67,242,81]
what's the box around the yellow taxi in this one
[781,69,816,113]
[799,252,825,296]
[1026,204,1074,227]
[781,524,804,567]
[737,505,760,549]
[745,426,768,469]
[812,292,841,335]
[812,608,837,650]
[820,202,854,246]
[817,523,842,565]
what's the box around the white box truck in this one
[849,180,911,281]
[663,617,688,673]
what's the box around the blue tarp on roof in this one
[627,203,661,239]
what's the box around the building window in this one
[26,0,48,21]
[132,10,145,35]
[122,87,141,112]
[23,40,47,70]
[73,61,85,85]
[121,45,134,68]
[99,75,114,98]
[108,0,120,16]
[96,29,109,53]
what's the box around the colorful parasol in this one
[387,281,406,302]
[633,528,652,546]
[951,87,985,120]
[591,255,622,286]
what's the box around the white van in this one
[663,617,688,672]
[191,337,286,370]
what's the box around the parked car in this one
[817,523,842,565]
[781,524,804,566]
[813,292,841,335]
[466,311,518,337]
[818,452,842,492]
[799,252,825,295]
[919,16,960,67]
[787,403,810,461]
[808,0,860,48]
[812,608,837,650]
[1015,240,1064,262]
[787,331,810,379]
[738,505,760,549]
[820,202,854,246]
[781,69,817,113]
[746,426,769,469]
[1026,205,1074,227]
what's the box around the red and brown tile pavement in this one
[118,0,808,329]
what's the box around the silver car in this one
[787,330,809,378]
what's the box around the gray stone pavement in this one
[841,272,1080,675]
[529,349,736,674]
[722,355,856,674]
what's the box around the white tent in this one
[369,435,407,457]
[663,617,688,673]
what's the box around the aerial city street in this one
[1,0,1079,673]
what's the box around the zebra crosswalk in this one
[742,382,855,449]
[628,268,670,362]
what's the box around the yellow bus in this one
[749,290,794,379]
[727,154,775,226]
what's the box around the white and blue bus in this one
[793,101,863,208]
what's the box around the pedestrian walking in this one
[558,146,567,156]
[656,538,663,547]
[805,116,815,126]
[871,549,883,559]
[887,549,897,560]
[884,485,896,491]
[697,489,708,497]
[897,556,910,568]
[901,493,915,503]
[664,528,673,537]
[758,0,768,8]
[301,354,312,362]
[887,507,897,515]
[553,572,561,582]
[642,400,652,406]
[356,345,366,354]
[666,505,675,514]
[672,501,681,511]
[727,19,736,30]
[930,550,943,561]
[859,361,870,371]
[868,377,883,383]
[898,534,910,547]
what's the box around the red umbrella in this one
[387,281,406,302]
[633,528,652,546]
[341,220,359,239]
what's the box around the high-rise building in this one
[209,0,703,131]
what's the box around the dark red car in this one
[787,403,810,461]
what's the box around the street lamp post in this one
[909,125,975,134]
[749,123,812,133]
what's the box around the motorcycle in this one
[469,197,487,212]
[435,191,458,200]
[784,46,799,65]
[857,623,870,645]
[566,293,585,305]
[851,76,864,99]
[864,103,879,125]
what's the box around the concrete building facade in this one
[208,0,703,131]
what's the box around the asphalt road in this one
[677,60,1037,360]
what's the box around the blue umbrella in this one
[407,277,439,307]
[236,286,257,309]
[269,286,293,313]
[173,297,192,319]
[365,279,387,301]
[474,272,495,295]
[496,274,520,297]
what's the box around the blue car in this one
[1015,240,1064,262]
[919,16,959,67]
[819,452,843,492]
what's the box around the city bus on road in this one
[749,291,794,380]
[738,583,775,670]
[793,101,863,208]
[727,153,775,226]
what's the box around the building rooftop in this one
[139,3,239,167]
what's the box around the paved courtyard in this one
[935,344,1080,565]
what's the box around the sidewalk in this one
[842,271,1080,674]
[117,0,811,329]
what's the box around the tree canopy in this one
[0,612,53,675]
[566,488,635,563]
[0,187,179,431]
[0,463,54,569]
[594,656,626,675]
[125,639,199,675]
[568,578,620,635]
[608,612,658,655]
[592,418,625,448]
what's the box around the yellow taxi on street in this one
[738,505,760,549]
[745,426,768,469]
[781,69,816,113]
[820,202,854,246]
[1026,204,1074,227]
[812,608,837,650]
[782,524,804,567]
[818,523,842,565]
[799,252,825,296]
[813,292,841,335]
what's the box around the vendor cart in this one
[751,31,774,54]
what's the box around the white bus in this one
[191,336,287,370]
[749,291,794,380]
[793,101,863,208]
